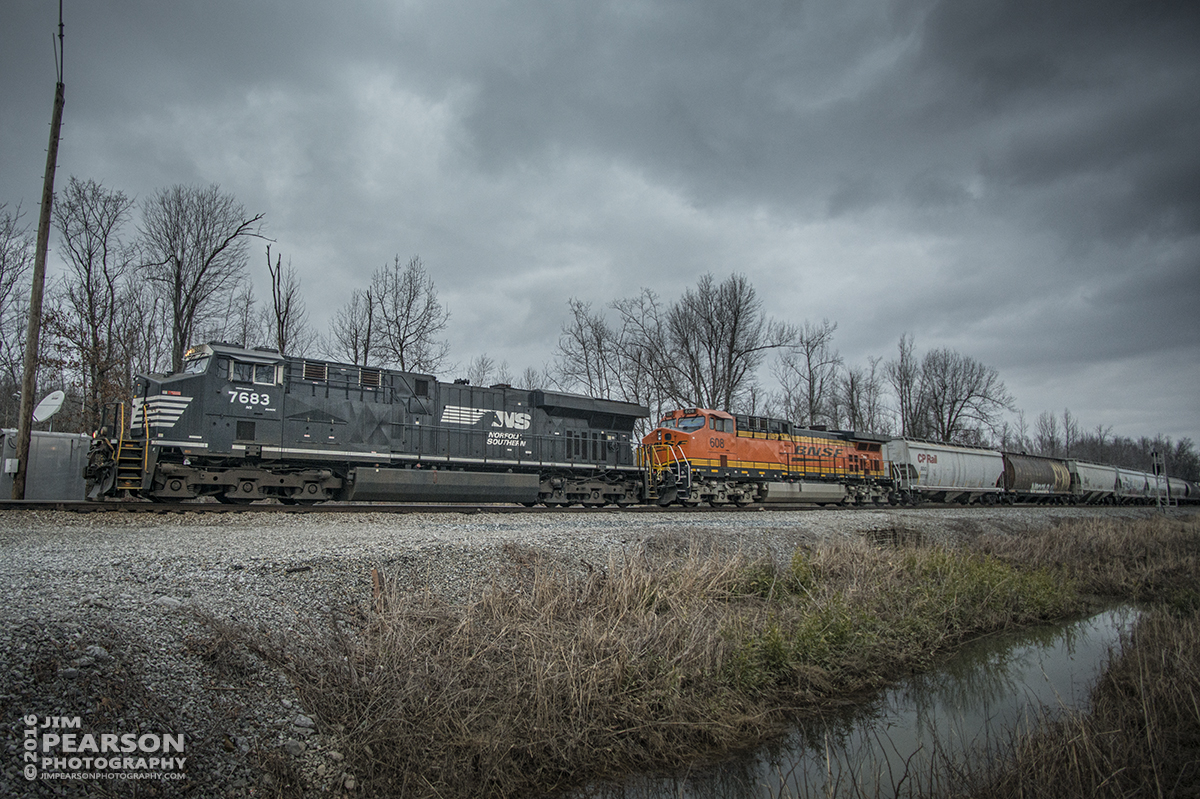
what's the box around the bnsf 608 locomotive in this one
[641,408,893,506]
[86,342,648,505]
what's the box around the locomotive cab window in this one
[231,361,279,386]
[232,361,254,383]
[675,416,706,433]
[183,355,210,375]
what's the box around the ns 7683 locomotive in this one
[87,342,649,505]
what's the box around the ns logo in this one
[493,411,531,430]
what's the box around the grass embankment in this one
[225,512,1199,798]
[236,529,1085,797]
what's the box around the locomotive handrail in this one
[644,442,692,490]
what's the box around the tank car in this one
[1167,476,1198,503]
[86,342,649,505]
[884,439,1005,505]
[1001,453,1073,504]
[641,409,892,506]
[1068,461,1118,504]
[1114,467,1151,504]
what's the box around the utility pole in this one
[13,3,65,500]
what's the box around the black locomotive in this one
[86,342,649,505]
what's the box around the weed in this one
[209,513,1199,799]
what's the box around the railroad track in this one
[0,500,921,514]
[0,500,1115,514]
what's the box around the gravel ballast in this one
[0,506,1184,796]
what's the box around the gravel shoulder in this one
[0,505,1188,797]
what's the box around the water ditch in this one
[572,605,1140,799]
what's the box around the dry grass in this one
[976,513,1200,609]
[204,513,1200,798]
[231,536,1080,798]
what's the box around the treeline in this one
[546,280,1198,480]
[1,180,1194,481]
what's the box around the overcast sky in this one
[2,0,1197,443]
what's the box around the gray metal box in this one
[0,429,90,501]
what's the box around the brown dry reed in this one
[238,524,1104,798]
[975,512,1200,608]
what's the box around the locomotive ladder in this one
[113,402,147,492]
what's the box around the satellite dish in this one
[32,390,65,423]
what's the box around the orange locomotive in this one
[642,408,894,506]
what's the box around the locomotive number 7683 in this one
[228,389,271,407]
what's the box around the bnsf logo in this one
[917,453,938,464]
[796,446,843,458]
[493,411,531,430]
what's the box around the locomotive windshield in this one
[667,412,710,431]
[182,356,210,375]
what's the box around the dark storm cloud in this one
[1,0,1197,440]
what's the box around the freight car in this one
[886,439,1005,505]
[642,408,892,506]
[86,343,649,505]
[1001,452,1073,503]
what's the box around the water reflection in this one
[571,606,1139,799]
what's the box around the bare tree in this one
[1015,410,1031,452]
[1001,410,1032,452]
[466,353,496,385]
[264,245,314,355]
[658,273,795,412]
[328,289,376,366]
[1062,408,1081,457]
[772,319,842,428]
[919,348,1014,443]
[884,333,925,437]
[371,255,450,373]
[139,184,264,371]
[0,205,35,425]
[519,365,549,390]
[554,298,619,397]
[840,356,890,434]
[1035,411,1061,456]
[608,288,670,412]
[119,281,171,384]
[50,178,139,430]
[205,284,261,349]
